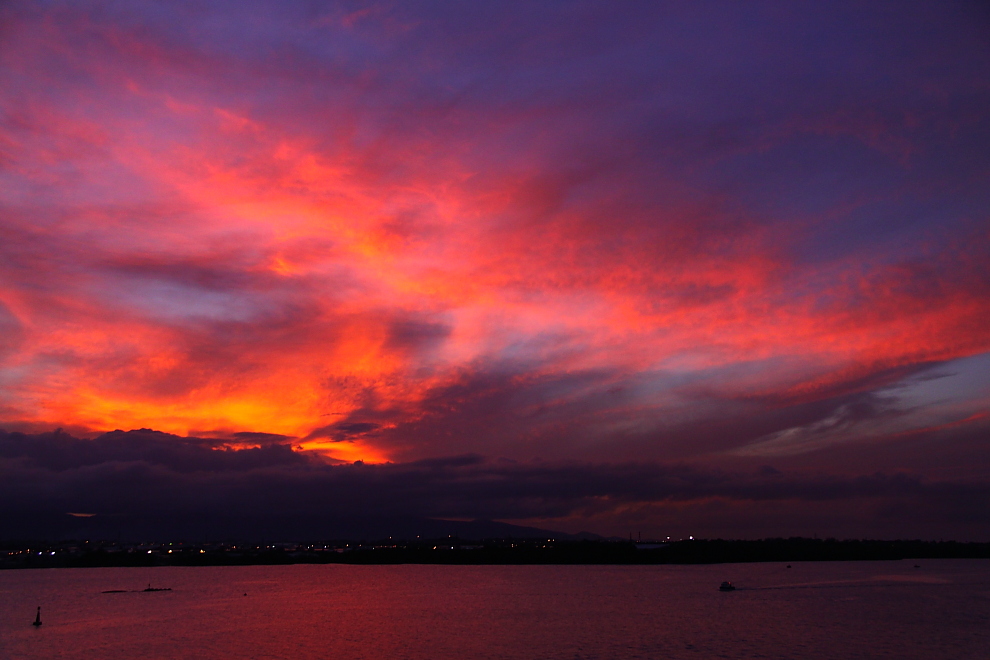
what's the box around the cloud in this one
[1,428,988,541]
[304,421,381,442]
[0,1,987,488]
[0,428,306,473]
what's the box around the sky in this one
[1,0,989,541]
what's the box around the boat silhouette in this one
[143,583,172,592]
[719,581,736,591]
[32,606,42,626]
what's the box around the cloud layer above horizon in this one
[1,0,988,496]
[4,428,988,540]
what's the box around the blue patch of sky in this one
[886,352,990,414]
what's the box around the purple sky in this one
[1,1,988,540]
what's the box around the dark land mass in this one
[1,511,604,545]
[3,538,989,570]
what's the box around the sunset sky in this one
[1,1,988,540]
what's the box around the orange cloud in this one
[1,2,988,467]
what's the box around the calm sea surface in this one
[1,559,988,659]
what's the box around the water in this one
[1,560,988,659]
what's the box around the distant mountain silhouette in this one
[413,519,602,541]
[1,510,596,544]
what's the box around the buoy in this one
[32,606,42,627]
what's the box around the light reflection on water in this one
[1,560,988,659]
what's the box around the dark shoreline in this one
[3,538,989,569]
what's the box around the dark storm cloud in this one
[0,428,305,473]
[304,422,381,442]
[227,431,293,445]
[1,429,987,541]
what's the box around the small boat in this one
[719,581,735,591]
[143,584,172,592]
[32,606,42,626]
